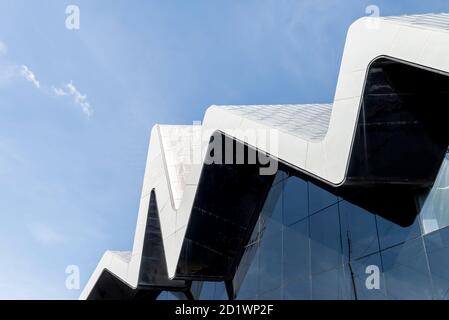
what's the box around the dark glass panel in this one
[259,287,283,300]
[139,192,186,289]
[272,169,288,186]
[382,238,433,300]
[283,218,310,285]
[157,291,181,300]
[339,201,379,260]
[349,253,387,300]
[376,214,421,250]
[214,282,228,300]
[283,177,308,225]
[260,181,284,238]
[424,226,449,299]
[283,277,311,300]
[198,282,215,300]
[419,154,449,234]
[177,133,275,280]
[258,230,283,294]
[310,205,342,274]
[156,292,168,300]
[234,243,259,300]
[308,182,338,214]
[311,266,352,300]
[347,57,449,187]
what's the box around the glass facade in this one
[159,152,449,300]
[420,153,449,234]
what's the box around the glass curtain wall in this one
[160,155,449,300]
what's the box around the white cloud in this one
[0,43,93,119]
[0,41,7,55]
[19,65,40,88]
[52,86,67,97]
[66,82,93,117]
[53,81,93,117]
[29,223,64,245]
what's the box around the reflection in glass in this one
[258,230,283,294]
[261,182,283,237]
[283,219,310,285]
[340,201,379,260]
[283,277,311,300]
[214,282,228,300]
[381,238,433,300]
[191,154,449,300]
[308,182,338,214]
[424,227,449,299]
[259,288,283,300]
[350,253,387,300]
[311,267,351,300]
[283,177,308,226]
[235,242,259,300]
[420,154,449,234]
[310,205,342,275]
[198,282,215,300]
[376,214,421,250]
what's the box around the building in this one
[81,13,449,300]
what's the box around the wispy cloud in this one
[19,65,40,89]
[52,86,67,97]
[29,223,65,245]
[53,82,93,117]
[0,40,93,118]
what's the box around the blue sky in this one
[1,0,449,300]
